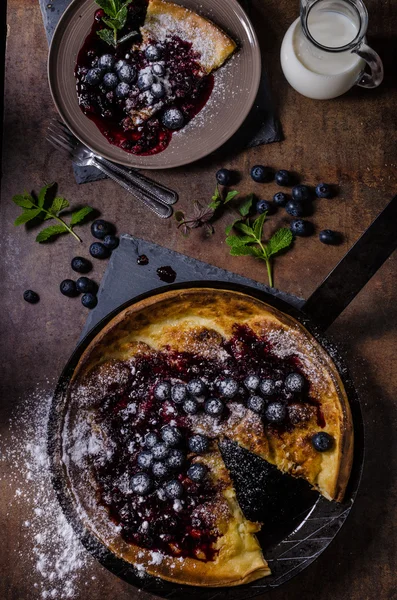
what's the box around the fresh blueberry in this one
[151,82,165,98]
[216,168,232,186]
[89,242,111,259]
[152,442,170,461]
[204,398,224,417]
[60,279,79,298]
[247,395,267,415]
[102,72,118,89]
[218,378,238,399]
[162,108,184,130]
[273,192,288,207]
[166,449,186,470]
[137,71,154,91]
[290,219,314,237]
[76,277,97,294]
[315,183,333,199]
[161,425,182,447]
[256,199,273,214]
[137,450,153,470]
[115,82,130,98]
[91,220,114,240]
[23,290,39,304]
[164,479,183,499]
[118,64,136,83]
[312,431,334,451]
[171,383,188,404]
[259,379,276,396]
[85,68,103,86]
[292,185,311,203]
[152,461,170,479]
[187,379,206,397]
[71,257,92,274]
[144,432,159,449]
[102,234,119,250]
[188,434,209,454]
[154,381,171,401]
[187,463,208,483]
[81,293,98,309]
[285,372,305,393]
[250,165,273,183]
[244,374,260,392]
[115,59,128,72]
[275,169,292,186]
[319,229,342,245]
[183,398,199,415]
[265,401,287,424]
[152,63,165,76]
[98,54,115,71]
[130,472,153,495]
[145,45,163,61]
[285,200,305,217]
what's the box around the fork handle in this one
[92,160,172,219]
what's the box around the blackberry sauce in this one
[156,265,176,283]
[136,254,149,265]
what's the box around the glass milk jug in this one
[280,0,384,99]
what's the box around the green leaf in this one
[238,194,254,217]
[225,234,255,247]
[45,196,70,218]
[233,221,255,237]
[225,218,241,235]
[265,228,294,257]
[97,28,117,46]
[253,212,267,240]
[229,245,262,257]
[14,208,42,226]
[70,206,94,226]
[38,182,56,208]
[174,210,185,222]
[12,193,35,209]
[208,186,222,211]
[96,0,117,17]
[36,224,69,243]
[223,190,239,204]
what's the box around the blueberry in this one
[312,431,334,452]
[290,219,314,237]
[98,54,115,71]
[244,374,260,392]
[151,82,165,98]
[102,234,119,250]
[81,293,98,309]
[115,59,128,73]
[171,383,187,404]
[91,220,114,240]
[137,450,153,470]
[285,200,305,217]
[166,449,186,470]
[250,165,273,183]
[154,381,171,401]
[216,168,232,186]
[115,82,130,98]
[152,63,165,76]
[152,442,170,461]
[217,378,238,399]
[152,461,170,479]
[164,479,183,499]
[285,372,305,393]
[23,290,39,304]
[259,379,276,396]
[273,192,288,207]
[292,185,311,203]
[73,261,93,281]
[85,68,103,86]
[76,277,97,294]
[265,401,287,424]
[247,395,267,414]
[256,200,273,214]
[118,64,136,84]
[187,463,208,483]
[319,229,342,245]
[315,183,333,199]
[187,379,206,397]
[275,169,292,186]
[145,45,162,61]
[204,398,224,417]
[130,472,153,495]
[183,398,199,415]
[161,425,182,447]
[89,242,111,259]
[188,434,209,454]
[162,108,184,130]
[60,279,78,298]
[144,432,159,449]
[137,71,154,91]
[102,72,118,89]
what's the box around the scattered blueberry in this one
[91,220,114,240]
[166,449,186,470]
[144,432,159,449]
[315,183,333,199]
[218,378,238,399]
[137,71,154,91]
[265,401,287,424]
[89,242,111,259]
[183,398,199,415]
[161,425,182,447]
[187,463,208,483]
[290,219,314,237]
[118,64,136,83]
[285,373,305,393]
[171,383,188,404]
[115,82,130,98]
[102,234,119,250]
[60,279,78,298]
[71,256,92,273]
[273,192,288,207]
[152,442,170,461]
[188,434,209,454]
[23,290,39,304]
[250,165,273,183]
[137,450,153,470]
[152,461,170,479]
[145,45,163,61]
[151,82,165,99]
[162,108,184,130]
[259,379,276,396]
[187,379,206,397]
[98,54,115,71]
[247,395,267,414]
[164,479,183,499]
[319,229,341,245]
[285,200,305,217]
[154,381,171,401]
[102,72,118,89]
[216,168,232,186]
[81,293,98,309]
[76,277,97,294]
[292,185,311,203]
[204,398,224,417]
[275,169,292,186]
[312,431,334,452]
[256,199,273,214]
[130,472,153,495]
[152,63,165,76]
[85,68,103,86]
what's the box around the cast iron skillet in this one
[48,196,397,598]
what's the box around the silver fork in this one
[46,122,173,219]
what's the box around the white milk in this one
[281,12,365,99]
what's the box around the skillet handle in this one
[302,195,397,330]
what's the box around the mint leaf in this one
[265,228,293,257]
[253,212,267,241]
[224,190,239,204]
[46,196,70,217]
[12,193,35,209]
[174,210,185,222]
[38,183,55,208]
[238,193,254,217]
[233,221,255,237]
[70,206,94,225]
[229,245,262,257]
[96,0,117,17]
[208,186,222,211]
[226,234,255,247]
[97,28,117,46]
[14,209,42,226]
[225,218,241,235]
[36,224,69,243]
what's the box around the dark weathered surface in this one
[0,0,396,598]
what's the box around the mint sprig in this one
[96,0,135,47]
[12,183,93,243]
[175,185,239,236]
